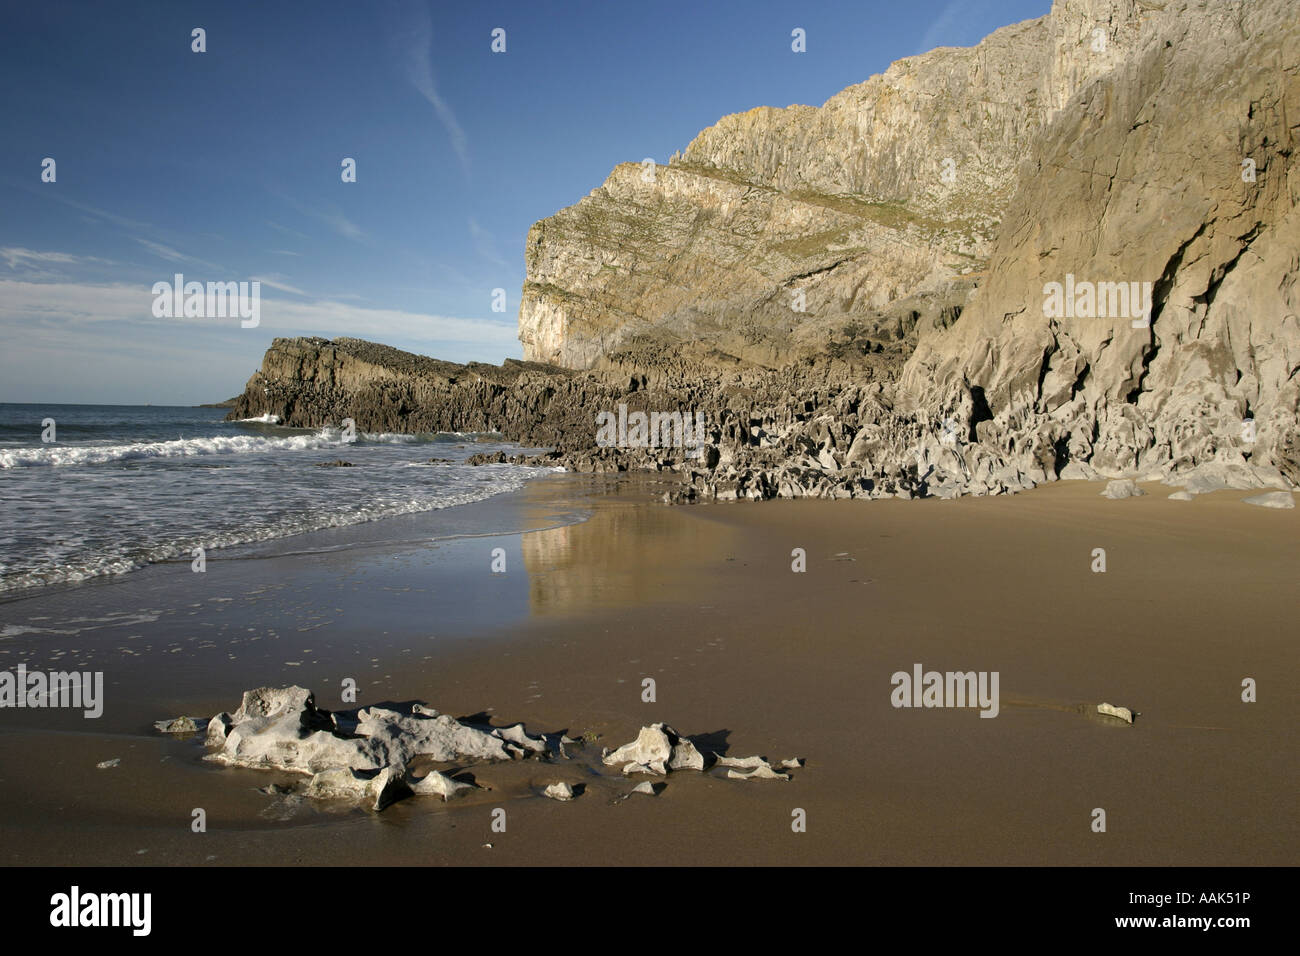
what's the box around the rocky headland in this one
[228,0,1299,502]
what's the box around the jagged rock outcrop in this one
[184,686,550,810]
[518,0,1157,370]
[228,0,1299,500]
[515,0,1299,491]
[227,336,608,450]
[900,0,1300,488]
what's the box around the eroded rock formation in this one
[227,0,1299,500]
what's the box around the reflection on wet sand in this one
[519,475,738,616]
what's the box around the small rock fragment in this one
[1100,479,1145,499]
[543,782,576,801]
[1242,491,1295,509]
[305,766,404,811]
[714,754,771,770]
[406,768,477,801]
[630,781,663,796]
[603,724,673,774]
[727,766,790,781]
[1097,702,1135,724]
[668,737,706,771]
[154,716,204,734]
[96,758,120,769]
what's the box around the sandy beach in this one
[1,474,1294,866]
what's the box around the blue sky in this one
[0,0,1050,404]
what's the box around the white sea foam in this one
[0,432,341,468]
[0,460,551,593]
[0,403,556,595]
[238,413,281,424]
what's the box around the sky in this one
[0,0,1051,404]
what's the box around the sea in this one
[0,403,558,596]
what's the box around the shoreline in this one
[0,475,1295,865]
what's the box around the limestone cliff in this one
[519,0,1152,369]
[519,0,1300,490]
[229,0,1298,502]
[899,0,1300,488]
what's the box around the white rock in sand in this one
[407,768,476,801]
[305,766,404,811]
[602,724,676,774]
[1096,702,1135,724]
[493,722,549,756]
[1242,491,1295,509]
[154,716,205,734]
[714,754,770,770]
[714,753,796,779]
[543,782,576,801]
[183,686,546,810]
[1167,490,1195,501]
[629,781,663,797]
[727,765,791,781]
[1100,479,1145,499]
[669,737,706,771]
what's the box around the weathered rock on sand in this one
[173,687,549,810]
[1100,479,1146,500]
[715,754,795,780]
[304,767,405,812]
[543,782,576,801]
[1097,702,1136,724]
[407,768,479,801]
[727,766,791,782]
[1242,491,1296,509]
[602,725,800,781]
[154,716,204,734]
[165,691,799,810]
[601,723,703,775]
[226,0,1298,503]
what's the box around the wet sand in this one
[1,475,1295,865]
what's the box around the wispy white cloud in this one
[0,279,518,348]
[270,193,368,243]
[0,247,113,280]
[131,236,229,273]
[2,248,80,269]
[467,218,507,268]
[252,275,309,296]
[34,190,155,232]
[133,237,189,262]
[916,0,1005,55]
[401,1,471,175]
[267,221,313,242]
